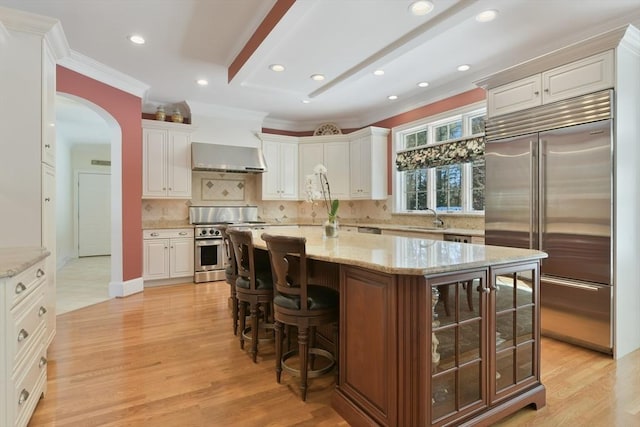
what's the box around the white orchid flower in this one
[313,164,327,174]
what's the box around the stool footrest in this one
[241,324,274,344]
[281,348,335,379]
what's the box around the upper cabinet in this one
[298,138,350,200]
[142,119,193,199]
[349,127,389,200]
[486,50,614,117]
[259,135,299,200]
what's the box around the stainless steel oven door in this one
[194,239,225,283]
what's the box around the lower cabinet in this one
[336,261,544,426]
[143,229,194,281]
[1,256,50,427]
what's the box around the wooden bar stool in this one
[219,225,239,335]
[228,228,274,363]
[262,233,339,401]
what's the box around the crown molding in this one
[187,100,268,122]
[262,116,362,133]
[58,50,149,99]
[0,6,70,59]
[0,20,9,46]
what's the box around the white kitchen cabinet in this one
[41,164,56,347]
[41,47,56,167]
[298,140,350,200]
[260,137,299,200]
[1,253,50,427]
[142,119,193,199]
[487,50,614,117]
[143,229,194,282]
[349,127,389,200]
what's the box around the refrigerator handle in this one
[538,138,545,254]
[530,140,535,249]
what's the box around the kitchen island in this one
[251,226,547,427]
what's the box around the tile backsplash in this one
[142,172,484,230]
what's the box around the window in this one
[394,106,486,214]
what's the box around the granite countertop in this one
[0,247,50,279]
[345,222,484,237]
[251,226,544,276]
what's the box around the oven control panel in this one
[195,227,222,238]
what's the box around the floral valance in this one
[395,136,485,171]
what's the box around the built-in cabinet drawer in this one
[10,283,46,367]
[13,338,47,427]
[7,262,46,307]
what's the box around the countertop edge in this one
[0,247,51,279]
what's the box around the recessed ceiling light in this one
[128,34,145,45]
[457,64,471,71]
[417,81,430,88]
[388,95,398,100]
[373,69,385,76]
[196,79,208,86]
[476,9,498,22]
[409,1,434,16]
[269,64,285,72]
[310,74,325,81]
[302,99,311,104]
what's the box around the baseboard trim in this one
[109,276,144,298]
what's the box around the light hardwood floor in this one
[31,281,640,426]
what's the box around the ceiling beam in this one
[228,0,295,83]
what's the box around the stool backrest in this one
[261,234,309,312]
[227,228,257,289]
[219,225,237,277]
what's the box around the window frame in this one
[392,102,486,215]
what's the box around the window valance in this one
[395,136,485,171]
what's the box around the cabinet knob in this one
[39,356,48,368]
[544,88,549,92]
[534,91,539,96]
[18,389,30,405]
[15,282,27,294]
[36,268,45,278]
[39,306,47,317]
[17,328,29,342]
[45,144,51,148]
[163,187,166,191]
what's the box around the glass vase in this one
[323,219,339,238]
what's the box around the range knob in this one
[200,230,208,236]
[209,229,215,235]
[213,230,221,236]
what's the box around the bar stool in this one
[261,233,339,401]
[227,228,274,363]
[219,225,239,335]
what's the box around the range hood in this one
[191,142,267,173]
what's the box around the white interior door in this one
[78,172,111,256]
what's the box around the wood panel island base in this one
[252,227,547,426]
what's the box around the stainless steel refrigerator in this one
[484,90,613,353]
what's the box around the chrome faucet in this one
[425,208,445,228]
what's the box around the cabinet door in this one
[142,128,168,197]
[143,239,169,279]
[542,50,614,104]
[41,47,56,167]
[170,238,194,278]
[350,137,371,198]
[489,262,540,404]
[279,142,299,199]
[167,130,192,198]
[487,75,542,117]
[41,164,56,346]
[429,270,488,425]
[298,143,324,199]
[324,142,350,200]
[261,140,282,199]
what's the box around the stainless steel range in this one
[189,206,264,283]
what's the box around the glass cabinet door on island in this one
[429,270,488,425]
[427,261,541,426]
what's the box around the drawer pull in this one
[36,268,45,278]
[39,306,48,317]
[179,231,188,236]
[18,389,30,405]
[39,356,48,368]
[15,282,27,294]
[150,232,159,237]
[17,329,29,342]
